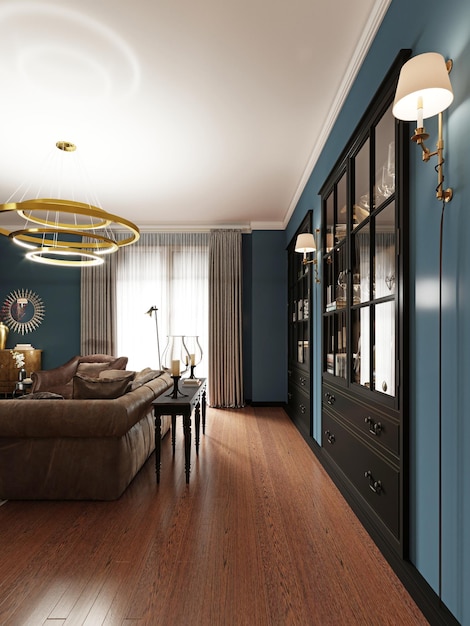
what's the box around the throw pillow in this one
[17,391,64,400]
[73,372,135,399]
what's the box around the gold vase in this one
[0,322,9,350]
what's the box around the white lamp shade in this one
[295,232,316,253]
[392,52,453,121]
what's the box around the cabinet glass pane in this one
[336,172,347,244]
[374,104,395,208]
[326,193,334,251]
[375,202,396,297]
[325,256,334,311]
[352,308,370,388]
[374,301,395,396]
[354,138,370,226]
[336,310,347,379]
[335,245,348,310]
[324,316,334,374]
[352,224,371,304]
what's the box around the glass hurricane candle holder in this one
[161,336,190,374]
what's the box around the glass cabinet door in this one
[322,102,399,398]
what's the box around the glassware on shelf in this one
[336,271,347,308]
[352,273,361,304]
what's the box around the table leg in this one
[195,400,201,455]
[183,412,191,483]
[171,415,176,455]
[202,388,207,434]
[155,412,161,484]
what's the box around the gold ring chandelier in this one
[0,141,140,267]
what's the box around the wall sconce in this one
[295,230,320,282]
[392,52,454,202]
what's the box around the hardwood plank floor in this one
[0,406,427,625]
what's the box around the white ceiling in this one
[0,0,390,233]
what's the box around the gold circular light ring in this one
[8,228,119,255]
[16,198,111,230]
[56,141,77,152]
[0,201,140,246]
[25,247,105,267]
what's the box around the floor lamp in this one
[145,306,161,370]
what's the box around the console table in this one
[152,378,206,484]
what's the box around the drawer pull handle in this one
[300,403,306,414]
[364,470,382,494]
[299,377,306,386]
[364,416,382,435]
[324,392,336,405]
[324,430,335,445]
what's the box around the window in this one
[115,232,209,373]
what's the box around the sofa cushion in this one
[130,368,162,390]
[17,391,64,400]
[73,372,135,399]
[78,354,128,369]
[98,369,136,380]
[77,361,121,378]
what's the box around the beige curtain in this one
[209,230,244,408]
[80,255,117,356]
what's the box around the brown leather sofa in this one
[30,353,130,398]
[0,356,172,500]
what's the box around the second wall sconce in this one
[295,230,320,282]
[392,52,454,202]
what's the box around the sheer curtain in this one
[114,232,209,373]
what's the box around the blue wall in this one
[286,0,470,622]
[0,236,80,369]
[248,230,287,403]
[1,0,469,619]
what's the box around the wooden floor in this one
[0,406,427,626]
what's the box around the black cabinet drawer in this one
[288,366,310,392]
[322,410,400,539]
[322,385,399,457]
[288,384,310,439]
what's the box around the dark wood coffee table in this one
[152,378,206,484]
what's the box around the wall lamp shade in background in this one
[392,52,454,202]
[295,230,320,282]
[295,232,317,255]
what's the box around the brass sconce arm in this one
[393,53,453,204]
[411,112,452,202]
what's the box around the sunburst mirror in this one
[1,289,45,335]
